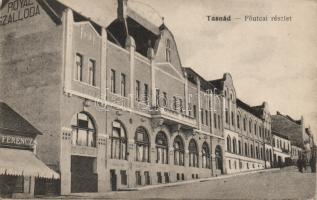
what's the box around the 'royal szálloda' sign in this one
[0,133,34,149]
[0,0,40,26]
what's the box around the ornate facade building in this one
[0,0,313,197]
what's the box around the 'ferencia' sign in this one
[0,0,40,26]
[0,134,34,148]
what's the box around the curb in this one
[124,168,280,191]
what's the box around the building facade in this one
[0,0,226,195]
[209,74,274,174]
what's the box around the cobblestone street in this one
[53,167,316,200]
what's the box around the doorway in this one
[215,145,223,174]
[71,156,97,193]
[110,170,117,191]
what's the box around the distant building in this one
[291,144,302,163]
[272,131,291,167]
[0,102,59,198]
[272,112,314,162]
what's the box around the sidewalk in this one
[49,168,280,199]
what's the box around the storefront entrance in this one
[71,156,97,193]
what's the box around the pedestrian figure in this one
[310,157,316,173]
[297,156,303,173]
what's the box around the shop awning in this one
[0,148,60,179]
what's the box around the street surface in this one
[46,167,316,200]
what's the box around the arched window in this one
[243,117,247,131]
[249,119,252,133]
[156,132,168,164]
[232,138,237,154]
[173,136,184,166]
[135,127,149,162]
[226,136,231,152]
[256,146,259,159]
[71,112,96,147]
[202,142,210,169]
[189,139,199,167]
[111,121,127,160]
[237,114,240,129]
[238,140,241,154]
[254,124,257,135]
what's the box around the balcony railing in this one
[150,106,197,128]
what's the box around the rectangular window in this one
[88,59,96,86]
[237,115,240,129]
[144,171,150,185]
[75,53,83,81]
[179,99,183,113]
[214,113,217,129]
[111,69,116,93]
[225,109,229,124]
[231,112,235,126]
[136,171,141,185]
[164,172,170,183]
[157,172,162,183]
[193,105,197,118]
[201,110,204,124]
[120,170,127,185]
[156,89,160,107]
[120,73,126,97]
[218,115,221,129]
[144,84,149,104]
[205,110,208,125]
[136,80,140,101]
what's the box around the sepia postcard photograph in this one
[0,0,316,199]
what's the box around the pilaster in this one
[63,9,74,93]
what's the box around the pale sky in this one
[60,0,317,140]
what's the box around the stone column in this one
[197,78,201,129]
[63,8,73,94]
[126,36,136,109]
[147,48,156,108]
[97,135,107,192]
[184,72,189,115]
[100,28,107,101]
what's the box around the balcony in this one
[281,148,290,154]
[150,107,197,130]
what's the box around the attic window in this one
[166,39,171,62]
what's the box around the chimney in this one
[118,0,128,21]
